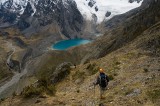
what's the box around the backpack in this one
[99,73,107,88]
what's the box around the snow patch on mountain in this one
[0,0,37,15]
[74,0,143,23]
[0,0,74,16]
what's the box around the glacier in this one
[74,0,143,23]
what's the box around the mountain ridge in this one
[0,0,143,38]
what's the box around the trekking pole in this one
[93,84,96,106]
[94,84,96,98]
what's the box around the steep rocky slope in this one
[77,0,160,62]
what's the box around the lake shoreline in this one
[52,38,91,50]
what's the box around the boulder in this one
[126,89,141,97]
[50,62,73,84]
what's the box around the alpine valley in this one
[0,0,160,106]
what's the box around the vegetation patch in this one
[124,88,134,96]
[22,86,43,98]
[72,70,85,80]
[77,89,80,93]
[147,89,160,103]
[108,57,121,74]
[36,65,56,83]
[22,76,57,98]
[143,68,149,73]
[86,63,99,75]
[124,52,136,59]
[0,59,13,80]
[22,80,56,98]
[0,47,4,51]
[45,84,56,96]
[0,98,5,103]
[108,74,114,80]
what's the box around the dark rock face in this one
[12,37,27,48]
[17,19,30,31]
[85,0,99,13]
[129,0,142,3]
[0,0,84,38]
[95,6,98,12]
[21,48,33,69]
[50,62,73,84]
[88,0,96,7]
[0,31,9,39]
[7,58,21,73]
[10,59,21,72]
[105,11,111,17]
[92,14,97,23]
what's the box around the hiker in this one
[74,64,76,68]
[93,68,109,99]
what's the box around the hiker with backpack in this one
[93,68,109,99]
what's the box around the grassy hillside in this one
[0,21,159,106]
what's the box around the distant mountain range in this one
[0,0,142,38]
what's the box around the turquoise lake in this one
[52,39,91,50]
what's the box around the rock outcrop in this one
[50,62,73,84]
[129,0,142,3]
[12,37,27,48]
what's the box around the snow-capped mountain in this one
[0,0,143,38]
[0,0,34,14]
[74,0,143,23]
[0,0,84,38]
[0,0,143,24]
